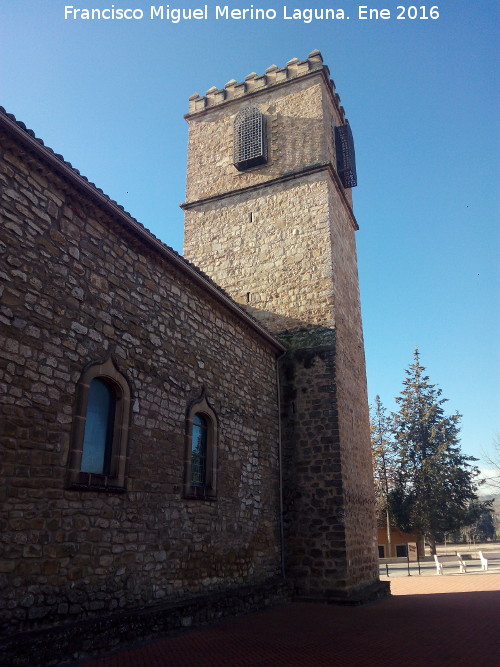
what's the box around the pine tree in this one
[388,349,482,555]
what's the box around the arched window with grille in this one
[233,105,267,171]
[184,390,218,499]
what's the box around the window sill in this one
[67,472,126,493]
[183,485,217,501]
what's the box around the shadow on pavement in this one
[83,580,500,667]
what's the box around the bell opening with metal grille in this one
[335,123,357,188]
[233,106,267,171]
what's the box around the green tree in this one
[388,349,482,555]
[370,395,398,556]
[457,502,495,543]
[471,507,496,541]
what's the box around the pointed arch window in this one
[233,105,268,171]
[184,391,218,500]
[67,356,131,492]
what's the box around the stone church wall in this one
[0,127,283,642]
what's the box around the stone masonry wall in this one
[0,129,282,638]
[185,172,335,333]
[326,178,379,591]
[278,333,348,597]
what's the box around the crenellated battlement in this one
[187,50,346,121]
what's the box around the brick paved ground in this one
[82,573,500,667]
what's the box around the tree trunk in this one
[428,533,437,555]
[386,509,392,558]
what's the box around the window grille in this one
[191,413,208,486]
[183,390,218,500]
[233,105,267,170]
[334,123,357,188]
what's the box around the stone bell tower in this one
[182,51,384,602]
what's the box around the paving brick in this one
[83,573,500,667]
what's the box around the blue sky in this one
[2,1,498,482]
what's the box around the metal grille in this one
[191,414,207,487]
[233,106,267,170]
[335,123,357,188]
[191,455,206,486]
